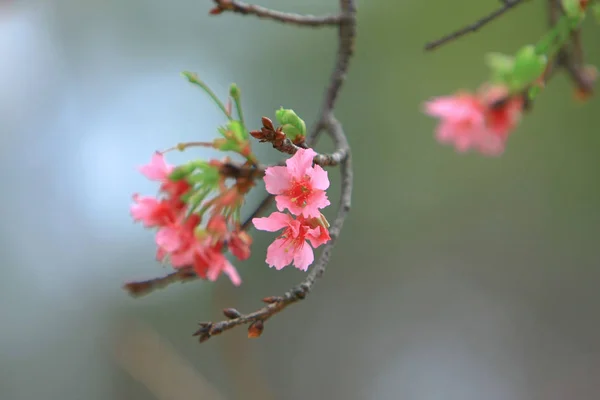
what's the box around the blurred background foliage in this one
[1,1,599,399]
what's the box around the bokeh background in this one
[2,1,599,399]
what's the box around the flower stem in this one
[182,71,232,120]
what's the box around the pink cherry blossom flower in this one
[155,214,201,268]
[424,85,523,156]
[137,152,191,201]
[132,151,244,287]
[263,148,330,218]
[154,216,243,286]
[252,212,331,272]
[227,230,252,261]
[130,194,179,227]
[193,241,242,286]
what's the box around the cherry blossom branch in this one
[250,117,349,166]
[191,0,356,343]
[424,0,530,51]
[488,0,596,110]
[124,1,356,305]
[193,116,352,342]
[124,268,197,297]
[210,0,342,27]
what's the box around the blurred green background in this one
[1,1,599,399]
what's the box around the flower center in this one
[279,225,307,253]
[285,176,311,208]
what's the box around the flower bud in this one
[229,83,240,99]
[223,308,242,319]
[247,320,264,338]
[275,107,306,142]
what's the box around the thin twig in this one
[424,0,530,51]
[124,268,197,297]
[560,29,596,96]
[210,0,342,27]
[260,135,349,166]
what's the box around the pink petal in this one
[252,212,291,232]
[170,248,195,267]
[435,122,456,142]
[308,164,330,190]
[286,217,302,237]
[155,226,181,252]
[264,166,291,195]
[130,194,159,226]
[285,148,316,178]
[206,257,223,282]
[274,195,297,215]
[424,98,456,117]
[222,262,242,286]
[306,226,331,248]
[301,191,330,218]
[156,247,167,262]
[265,238,294,270]
[292,242,314,271]
[455,134,472,152]
[138,152,173,181]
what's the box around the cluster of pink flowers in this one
[131,152,250,286]
[424,85,524,156]
[253,148,332,271]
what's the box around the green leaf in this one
[510,45,547,91]
[227,120,247,142]
[169,160,206,181]
[188,163,220,187]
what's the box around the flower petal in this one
[222,262,242,286]
[252,212,291,232]
[308,164,330,190]
[265,238,294,270]
[138,152,173,181]
[306,226,331,248]
[285,148,316,178]
[292,242,314,272]
[274,195,296,215]
[301,191,330,217]
[264,166,291,195]
[155,226,181,252]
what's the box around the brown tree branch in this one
[308,0,357,144]
[424,0,530,51]
[210,0,342,27]
[124,268,197,297]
